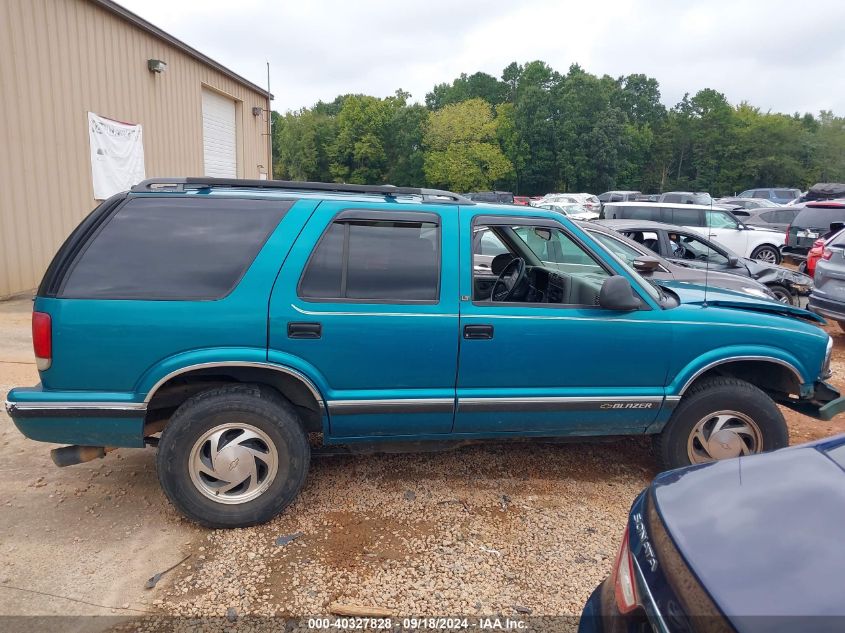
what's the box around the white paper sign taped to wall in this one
[88,112,146,200]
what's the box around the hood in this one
[652,435,845,626]
[657,279,823,322]
[741,258,814,286]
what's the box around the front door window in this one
[472,224,609,306]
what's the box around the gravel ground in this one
[1,296,845,630]
[148,439,654,619]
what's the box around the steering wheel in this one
[491,257,526,302]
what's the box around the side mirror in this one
[727,256,740,268]
[633,256,660,273]
[599,276,642,311]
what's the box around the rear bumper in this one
[808,293,845,322]
[579,576,656,633]
[5,388,146,448]
[781,246,808,263]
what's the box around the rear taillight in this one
[32,311,52,371]
[822,248,833,260]
[784,224,791,246]
[613,525,639,614]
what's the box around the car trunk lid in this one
[652,436,845,626]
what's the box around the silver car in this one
[809,230,845,328]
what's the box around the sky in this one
[119,0,845,116]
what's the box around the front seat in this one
[491,253,517,276]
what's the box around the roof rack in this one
[131,178,473,203]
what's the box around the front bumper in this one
[778,380,845,421]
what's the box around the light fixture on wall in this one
[252,106,263,116]
[147,59,167,73]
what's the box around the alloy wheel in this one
[753,248,778,264]
[188,423,278,504]
[687,410,763,464]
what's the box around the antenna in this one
[703,196,711,308]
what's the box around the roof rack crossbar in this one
[133,177,427,196]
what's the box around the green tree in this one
[423,98,513,191]
[425,72,509,110]
[272,109,336,181]
[329,91,409,184]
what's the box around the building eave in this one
[89,0,273,100]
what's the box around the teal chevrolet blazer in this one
[6,178,845,528]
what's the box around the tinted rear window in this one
[794,208,845,229]
[775,189,798,199]
[299,219,440,302]
[604,205,664,221]
[668,207,704,226]
[60,197,290,300]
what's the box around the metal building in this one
[0,0,272,297]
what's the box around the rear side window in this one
[752,190,770,199]
[775,189,797,199]
[605,205,663,221]
[667,207,704,226]
[60,197,290,300]
[299,219,440,302]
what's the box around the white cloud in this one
[118,0,845,115]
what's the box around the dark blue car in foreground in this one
[580,434,845,633]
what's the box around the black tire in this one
[767,283,795,305]
[653,376,788,471]
[750,244,782,264]
[156,384,309,529]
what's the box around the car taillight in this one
[784,224,791,246]
[32,311,52,371]
[613,525,639,614]
[822,248,833,260]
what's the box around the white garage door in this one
[202,88,237,177]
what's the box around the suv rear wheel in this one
[156,384,309,528]
[654,377,788,471]
[750,244,781,264]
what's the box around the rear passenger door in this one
[268,201,460,439]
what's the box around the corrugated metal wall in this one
[0,0,271,297]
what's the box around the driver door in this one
[455,211,671,435]
[664,230,732,272]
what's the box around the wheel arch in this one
[144,362,326,432]
[677,356,804,399]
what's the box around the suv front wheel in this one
[157,384,310,528]
[654,377,788,471]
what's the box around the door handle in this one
[287,322,322,339]
[464,324,494,339]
